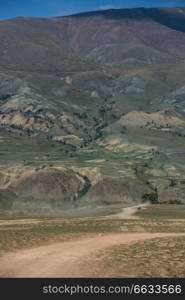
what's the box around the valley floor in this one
[0,204,185,278]
[1,232,185,278]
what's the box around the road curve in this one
[0,232,185,278]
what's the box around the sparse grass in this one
[97,236,185,277]
[0,204,185,256]
[0,129,76,164]
[0,205,185,278]
[136,204,185,219]
[0,227,95,256]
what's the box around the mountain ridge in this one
[0,7,185,213]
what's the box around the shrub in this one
[142,192,158,204]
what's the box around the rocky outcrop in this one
[80,178,152,205]
[80,178,132,205]
[98,137,158,153]
[158,187,185,204]
[0,168,90,209]
[117,109,185,130]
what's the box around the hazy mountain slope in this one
[1,7,185,213]
[1,7,185,70]
[1,7,185,138]
[64,7,185,61]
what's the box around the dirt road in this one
[0,232,185,278]
[0,219,42,226]
[109,203,149,219]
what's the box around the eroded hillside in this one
[1,7,185,214]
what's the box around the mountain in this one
[0,7,185,214]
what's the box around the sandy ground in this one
[0,232,185,278]
[0,219,42,226]
[86,159,106,163]
[104,203,148,220]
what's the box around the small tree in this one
[142,192,158,204]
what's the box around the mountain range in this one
[0,7,185,215]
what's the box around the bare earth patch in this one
[0,219,42,226]
[105,204,148,220]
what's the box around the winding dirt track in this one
[0,232,185,278]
